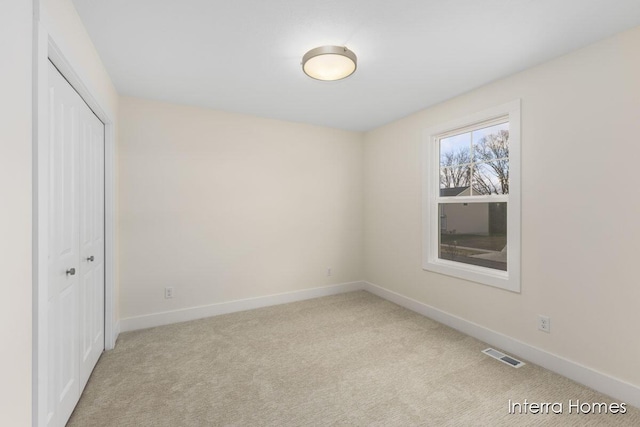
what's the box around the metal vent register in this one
[482,348,525,368]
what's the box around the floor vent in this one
[482,348,525,368]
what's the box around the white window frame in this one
[422,100,521,292]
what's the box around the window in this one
[423,100,520,292]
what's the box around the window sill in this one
[423,258,520,293]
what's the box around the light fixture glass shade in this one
[302,46,357,81]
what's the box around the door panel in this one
[47,60,105,427]
[57,284,77,413]
[48,63,80,427]
[79,103,105,388]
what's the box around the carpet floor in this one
[68,291,639,426]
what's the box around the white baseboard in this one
[112,321,120,347]
[363,281,640,409]
[120,281,366,333]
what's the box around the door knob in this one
[66,268,76,276]
[87,256,95,262]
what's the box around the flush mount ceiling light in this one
[302,46,357,81]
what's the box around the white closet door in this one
[47,61,105,427]
[78,91,105,389]
[48,60,81,427]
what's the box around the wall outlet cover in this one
[538,315,550,333]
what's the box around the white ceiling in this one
[72,0,640,131]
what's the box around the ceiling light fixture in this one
[302,46,357,81]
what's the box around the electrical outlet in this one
[326,267,332,277]
[538,315,550,333]
[165,287,174,299]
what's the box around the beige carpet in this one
[68,291,639,426]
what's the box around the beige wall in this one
[118,97,363,319]
[40,0,119,119]
[364,26,640,386]
[0,1,33,424]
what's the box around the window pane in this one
[440,166,470,197]
[440,133,471,168]
[472,161,509,195]
[439,202,507,271]
[473,122,509,162]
